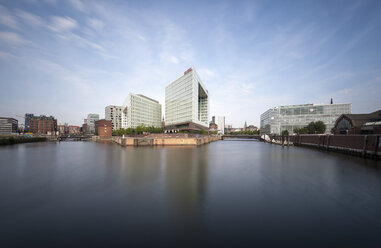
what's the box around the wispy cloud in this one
[0,50,17,59]
[16,9,44,27]
[49,16,77,32]
[0,31,29,45]
[69,0,87,13]
[86,17,104,30]
[0,4,19,29]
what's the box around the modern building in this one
[29,115,57,134]
[333,109,381,134]
[165,67,209,132]
[260,103,351,135]
[24,113,34,132]
[121,93,161,129]
[247,125,258,131]
[87,114,99,134]
[95,119,112,138]
[105,105,122,131]
[212,116,225,134]
[0,117,18,134]
[68,126,81,135]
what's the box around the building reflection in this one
[164,146,209,235]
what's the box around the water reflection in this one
[0,141,381,247]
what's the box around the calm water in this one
[1,140,381,247]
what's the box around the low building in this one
[247,125,258,131]
[333,110,381,134]
[209,122,218,131]
[260,102,351,135]
[0,117,18,134]
[29,115,57,134]
[95,119,112,138]
[57,123,68,135]
[69,126,81,135]
[18,123,25,133]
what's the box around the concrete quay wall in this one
[112,135,221,147]
[268,134,381,160]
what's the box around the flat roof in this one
[275,103,351,108]
[136,94,159,103]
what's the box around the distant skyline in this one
[1,0,381,127]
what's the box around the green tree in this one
[306,121,326,134]
[135,124,145,134]
[314,121,326,134]
[282,130,289,136]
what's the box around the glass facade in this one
[260,103,351,134]
[87,114,99,134]
[121,93,161,129]
[165,67,209,127]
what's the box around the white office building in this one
[165,67,209,131]
[212,116,225,134]
[87,113,99,133]
[105,105,122,131]
[121,93,161,129]
[260,103,351,135]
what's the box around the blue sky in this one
[0,0,380,127]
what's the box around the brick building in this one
[95,119,112,138]
[333,110,381,135]
[69,126,81,135]
[29,115,57,134]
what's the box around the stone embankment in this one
[264,134,381,160]
[0,136,47,146]
[112,133,221,146]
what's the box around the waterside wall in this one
[269,134,381,159]
[112,134,221,146]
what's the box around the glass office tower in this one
[121,93,162,129]
[165,67,209,132]
[260,103,351,134]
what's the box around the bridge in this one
[222,134,261,140]
[58,134,92,141]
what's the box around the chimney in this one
[330,98,333,104]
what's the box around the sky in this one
[0,0,381,127]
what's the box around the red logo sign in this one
[184,68,192,75]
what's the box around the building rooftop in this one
[340,110,381,127]
[136,94,159,103]
[275,103,351,108]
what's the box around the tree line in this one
[293,121,326,135]
[112,124,163,136]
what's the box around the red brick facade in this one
[95,119,112,138]
[30,116,57,134]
